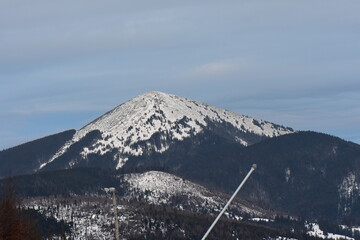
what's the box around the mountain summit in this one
[38,91,293,171]
[0,91,293,177]
[76,91,291,140]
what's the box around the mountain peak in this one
[129,91,180,108]
[134,90,180,101]
[140,90,169,97]
[41,91,294,170]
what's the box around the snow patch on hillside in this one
[306,223,354,240]
[39,139,73,169]
[339,172,360,200]
[26,196,118,239]
[250,217,274,222]
[338,172,360,214]
[124,171,219,205]
[123,171,265,217]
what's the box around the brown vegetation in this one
[0,182,40,240]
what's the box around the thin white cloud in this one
[190,60,242,78]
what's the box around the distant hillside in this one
[123,131,360,223]
[0,130,75,178]
[235,131,360,222]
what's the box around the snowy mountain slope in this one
[40,91,293,171]
[122,171,267,217]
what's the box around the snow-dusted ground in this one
[124,171,219,205]
[24,193,360,240]
[23,193,258,240]
[352,227,360,234]
[250,217,274,222]
[123,170,265,217]
[275,237,298,240]
[25,195,116,239]
[338,172,360,215]
[40,91,293,170]
[340,225,360,236]
[26,194,189,240]
[22,170,276,239]
[20,171,256,239]
[306,223,354,240]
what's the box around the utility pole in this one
[104,187,120,240]
[201,164,257,240]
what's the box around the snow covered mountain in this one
[39,91,293,171]
[1,92,360,239]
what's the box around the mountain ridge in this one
[38,91,293,172]
[119,130,360,222]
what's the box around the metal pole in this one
[112,190,120,240]
[201,164,257,240]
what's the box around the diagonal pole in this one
[201,164,257,240]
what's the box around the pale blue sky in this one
[1,0,359,150]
